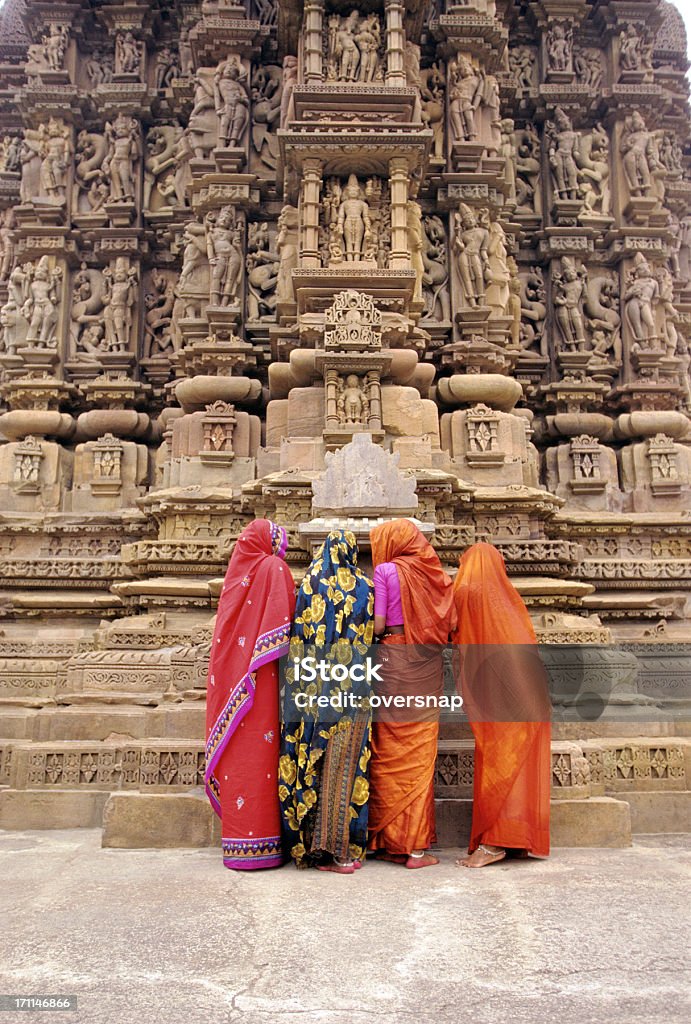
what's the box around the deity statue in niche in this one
[546,23,572,73]
[337,374,370,426]
[553,257,588,351]
[206,206,243,307]
[335,175,372,263]
[214,57,250,149]
[421,215,450,322]
[103,258,138,352]
[620,112,661,198]
[103,115,140,203]
[624,254,660,349]
[546,107,580,201]
[448,57,482,142]
[452,204,490,307]
[618,24,652,75]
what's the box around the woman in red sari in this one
[368,519,456,868]
[452,542,551,868]
[205,519,295,870]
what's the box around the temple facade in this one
[0,0,689,845]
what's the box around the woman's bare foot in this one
[375,851,407,864]
[317,861,355,874]
[405,852,439,869]
[456,844,506,868]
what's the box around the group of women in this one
[205,517,551,874]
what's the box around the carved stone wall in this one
[0,0,689,837]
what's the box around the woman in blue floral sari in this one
[280,530,374,874]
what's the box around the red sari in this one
[452,543,551,857]
[206,519,295,869]
[367,519,456,855]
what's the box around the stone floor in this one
[0,831,689,1024]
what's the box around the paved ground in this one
[0,830,689,1024]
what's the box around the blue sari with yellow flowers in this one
[279,530,374,867]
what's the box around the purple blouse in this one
[373,562,404,627]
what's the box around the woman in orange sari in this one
[452,542,551,868]
[368,519,456,868]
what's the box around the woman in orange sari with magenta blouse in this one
[452,542,551,868]
[367,519,456,869]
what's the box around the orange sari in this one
[453,543,551,857]
[367,519,456,855]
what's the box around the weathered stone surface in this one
[102,792,219,849]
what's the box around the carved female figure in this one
[553,257,587,350]
[206,207,243,306]
[103,260,137,352]
[356,15,381,83]
[620,112,660,197]
[38,120,69,201]
[421,214,450,322]
[214,57,250,149]
[624,254,659,346]
[448,58,482,143]
[453,204,490,307]
[103,116,139,202]
[22,257,62,347]
[546,107,580,201]
[276,205,299,303]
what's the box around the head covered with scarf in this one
[205,519,295,816]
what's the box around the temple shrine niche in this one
[0,0,689,847]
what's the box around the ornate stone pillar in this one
[388,157,409,269]
[303,0,325,84]
[385,0,407,87]
[300,157,323,268]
